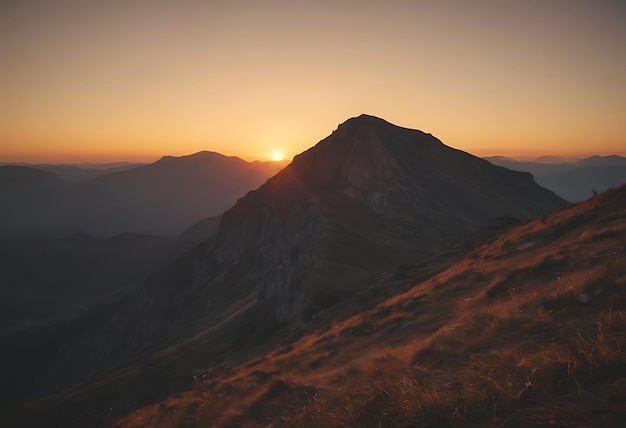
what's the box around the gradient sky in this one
[1,0,625,163]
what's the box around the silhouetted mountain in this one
[77,151,288,236]
[0,165,60,186]
[33,162,143,182]
[577,154,626,167]
[0,152,288,237]
[3,115,568,414]
[486,155,626,202]
[0,162,143,183]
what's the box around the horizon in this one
[1,144,624,166]
[2,1,625,164]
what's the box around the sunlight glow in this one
[271,151,285,161]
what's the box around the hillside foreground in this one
[102,186,626,427]
[5,184,625,427]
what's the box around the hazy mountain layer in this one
[0,152,287,237]
[0,162,143,183]
[485,155,626,202]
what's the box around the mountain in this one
[0,165,61,186]
[486,155,626,202]
[205,115,566,320]
[74,151,289,236]
[0,162,143,184]
[577,154,626,167]
[0,152,288,237]
[0,115,569,426]
[25,162,143,183]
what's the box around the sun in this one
[271,151,285,161]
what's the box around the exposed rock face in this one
[210,115,566,318]
[37,115,568,396]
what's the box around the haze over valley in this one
[485,155,626,202]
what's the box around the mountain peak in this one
[334,114,429,138]
[338,113,392,127]
[157,150,242,164]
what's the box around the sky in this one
[1,0,625,163]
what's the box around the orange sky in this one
[1,1,624,164]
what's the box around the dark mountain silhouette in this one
[0,152,288,237]
[0,115,569,422]
[22,162,142,183]
[0,165,61,186]
[71,151,288,236]
[577,154,626,167]
[485,154,626,202]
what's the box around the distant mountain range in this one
[0,152,288,237]
[484,155,626,202]
[2,162,143,183]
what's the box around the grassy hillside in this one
[111,185,626,427]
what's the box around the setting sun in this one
[271,151,285,161]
